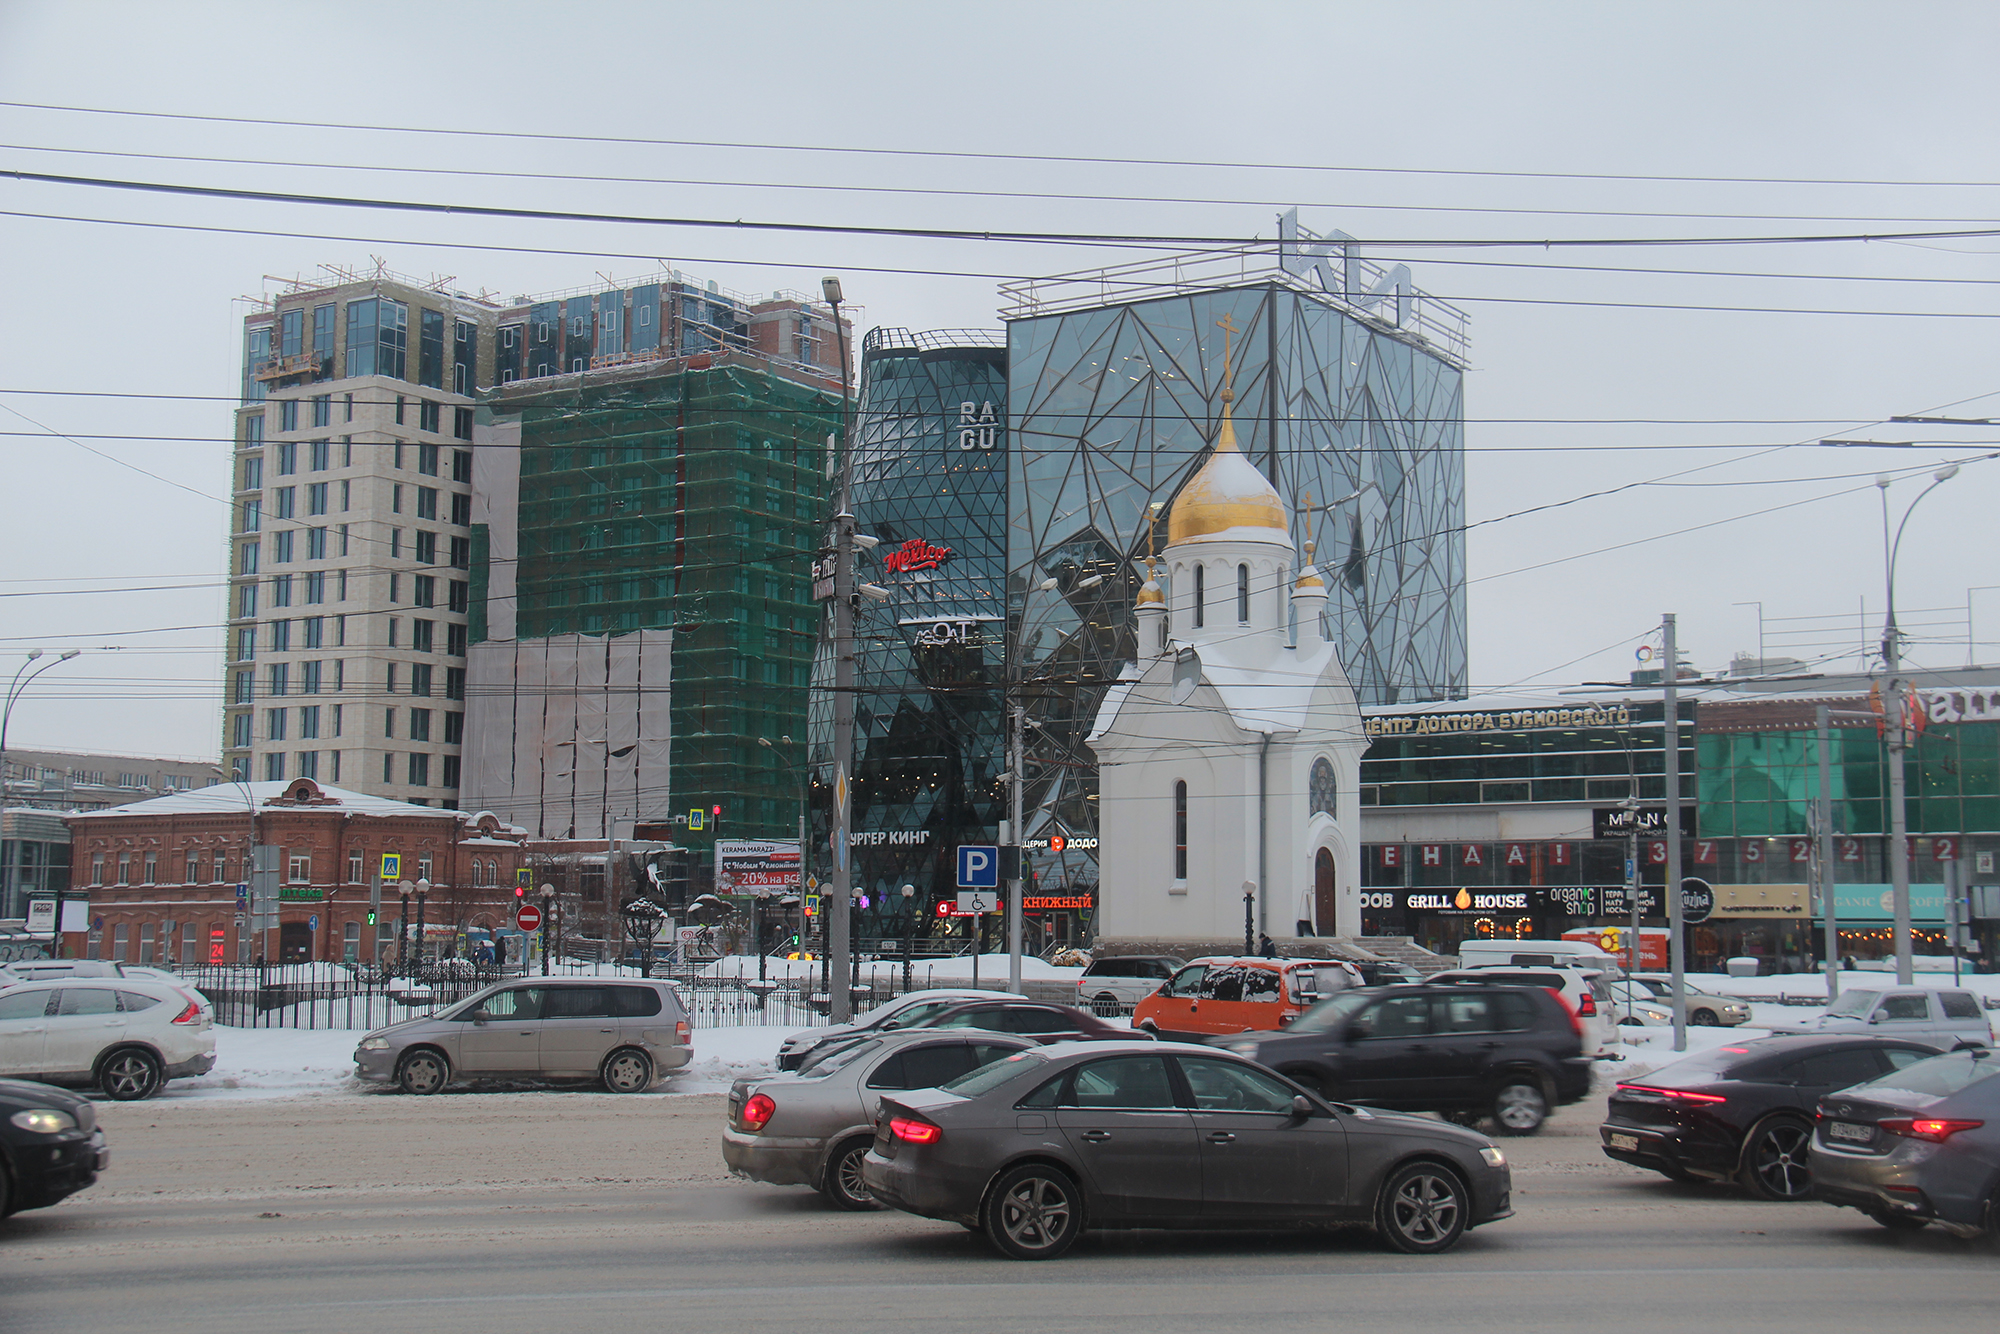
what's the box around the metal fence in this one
[175,961,850,1032]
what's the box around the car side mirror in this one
[1290,1094,1314,1120]
[469,1009,489,1024]
[880,1020,900,1030]
[1867,1012,1882,1024]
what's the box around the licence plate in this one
[1827,1121,1873,1144]
[1608,1132,1640,1152]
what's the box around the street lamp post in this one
[822,274,857,1025]
[414,878,430,978]
[1,649,80,946]
[900,883,915,992]
[396,883,411,976]
[539,884,555,976]
[1877,465,1960,985]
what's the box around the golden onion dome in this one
[1135,580,1165,607]
[1166,348,1288,546]
[1294,541,1327,592]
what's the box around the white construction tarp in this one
[462,630,672,839]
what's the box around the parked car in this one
[1350,959,1424,987]
[1617,976,1751,1027]
[1131,957,1363,1040]
[1428,965,1617,1056]
[0,960,123,984]
[1812,1047,2000,1235]
[724,1029,1033,1208]
[1456,939,1623,974]
[774,988,1018,1072]
[1598,1033,1940,1198]
[802,1000,1134,1073]
[1797,985,1993,1051]
[0,1078,108,1217]
[352,978,691,1094]
[862,1040,1514,1259]
[0,979,215,1101]
[1075,955,1182,1016]
[1217,983,1593,1135]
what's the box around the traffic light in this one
[366,909,377,926]
[514,883,525,899]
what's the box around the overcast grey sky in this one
[2,0,1996,760]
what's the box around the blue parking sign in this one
[957,844,999,888]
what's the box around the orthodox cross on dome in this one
[1216,313,1240,407]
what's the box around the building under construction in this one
[465,346,846,876]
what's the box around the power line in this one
[14,168,2000,251]
[11,99,2000,190]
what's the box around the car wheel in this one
[1691,1009,1720,1027]
[983,1163,1082,1260]
[1491,1078,1548,1135]
[99,1047,163,1101]
[1739,1117,1814,1201]
[397,1048,450,1096]
[1090,992,1120,1018]
[1867,1209,1929,1232]
[821,1137,879,1211]
[600,1047,654,1094]
[1376,1161,1470,1254]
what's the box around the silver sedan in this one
[725,1029,1032,1208]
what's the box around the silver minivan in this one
[1808,985,1992,1051]
[354,977,693,1094]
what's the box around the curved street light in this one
[1,650,81,953]
[1876,464,1959,985]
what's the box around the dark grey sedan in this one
[1812,1048,2000,1237]
[724,1029,1031,1207]
[862,1040,1513,1259]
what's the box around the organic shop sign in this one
[1365,703,1634,738]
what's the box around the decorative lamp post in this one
[414,878,430,979]
[539,883,555,976]
[900,883,916,993]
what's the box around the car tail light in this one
[170,1000,202,1025]
[742,1094,776,1131]
[1574,991,1597,1017]
[889,1115,943,1145]
[1551,991,1583,1037]
[1616,1083,1727,1105]
[674,1021,691,1044]
[1879,1117,1983,1143]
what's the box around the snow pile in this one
[698,952,1082,987]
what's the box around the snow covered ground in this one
[153,1023,794,1104]
[698,952,1083,988]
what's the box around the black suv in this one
[1213,984,1592,1135]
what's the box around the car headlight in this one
[358,1037,391,1051]
[11,1108,76,1134]
[1638,1008,1671,1022]
[1479,1145,1506,1167]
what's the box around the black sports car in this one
[1,1078,107,1217]
[1599,1034,1937,1199]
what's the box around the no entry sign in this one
[515,904,544,932]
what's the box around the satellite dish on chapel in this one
[1170,647,1203,706]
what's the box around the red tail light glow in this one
[1616,1084,1727,1105]
[1575,991,1597,1017]
[742,1093,776,1131]
[674,1021,691,1043]
[1879,1116,1983,1143]
[170,1000,202,1025]
[889,1115,943,1144]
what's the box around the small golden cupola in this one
[1166,314,1289,547]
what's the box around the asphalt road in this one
[4,1084,1993,1333]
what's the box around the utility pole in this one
[1816,704,1840,1002]
[1007,702,1025,995]
[1663,613,1687,1052]
[823,276,855,1024]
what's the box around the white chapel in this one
[1087,322,1368,945]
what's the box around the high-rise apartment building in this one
[227,268,497,803]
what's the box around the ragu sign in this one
[882,539,954,573]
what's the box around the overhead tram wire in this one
[10,99,2000,190]
[11,170,2000,251]
[14,139,2000,230]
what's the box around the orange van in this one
[1131,956,1362,1040]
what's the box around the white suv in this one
[1804,985,1992,1051]
[1429,965,1618,1056]
[0,978,216,1100]
[1076,955,1183,1015]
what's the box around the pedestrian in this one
[1258,932,1276,958]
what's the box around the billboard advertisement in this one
[714,840,802,895]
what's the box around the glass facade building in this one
[810,330,1009,933]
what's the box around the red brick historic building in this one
[63,778,525,965]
